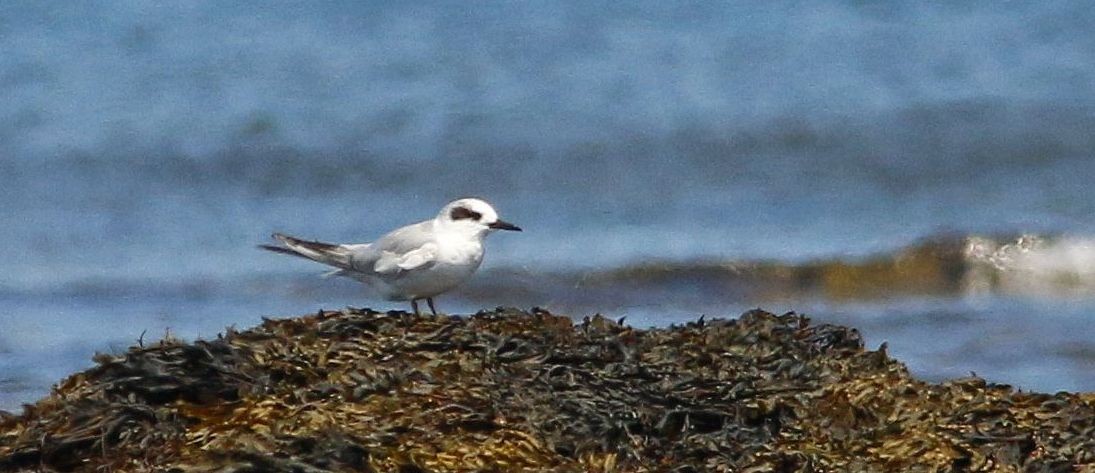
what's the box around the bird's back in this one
[370,220,438,255]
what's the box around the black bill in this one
[488,220,522,231]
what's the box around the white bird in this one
[260,198,521,315]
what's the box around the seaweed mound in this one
[1,308,1093,472]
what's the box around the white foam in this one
[964,234,1095,296]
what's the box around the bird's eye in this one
[450,207,482,221]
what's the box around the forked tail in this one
[258,233,354,269]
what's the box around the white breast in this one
[372,239,483,301]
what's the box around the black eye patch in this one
[450,207,482,221]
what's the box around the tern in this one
[261,198,521,315]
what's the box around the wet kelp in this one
[1,308,1093,471]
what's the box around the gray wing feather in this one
[262,220,438,279]
[350,221,439,276]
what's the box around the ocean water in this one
[3,1,1095,412]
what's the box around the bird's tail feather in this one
[257,244,311,259]
[322,269,346,279]
[260,232,354,269]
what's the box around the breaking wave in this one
[460,234,1095,308]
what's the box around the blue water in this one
[3,1,1095,411]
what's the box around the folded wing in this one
[261,220,440,279]
[360,221,439,276]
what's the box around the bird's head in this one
[436,198,522,237]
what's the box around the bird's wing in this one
[349,220,439,276]
[373,244,439,275]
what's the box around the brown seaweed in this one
[1,307,1093,472]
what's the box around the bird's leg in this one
[426,297,438,316]
[410,299,421,317]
